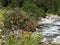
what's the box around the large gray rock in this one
[52,36,60,44]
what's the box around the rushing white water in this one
[34,15,60,44]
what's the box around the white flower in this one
[10,21,13,23]
[0,22,3,24]
[2,24,4,26]
[0,29,2,32]
[2,35,5,38]
[3,40,6,42]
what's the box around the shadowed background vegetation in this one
[0,0,60,17]
[0,0,60,31]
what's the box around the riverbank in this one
[0,8,60,45]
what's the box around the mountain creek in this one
[33,15,60,44]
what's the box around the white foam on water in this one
[36,15,60,44]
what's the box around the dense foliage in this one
[0,32,43,45]
[0,0,60,15]
[0,0,60,45]
[3,9,37,32]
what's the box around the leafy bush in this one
[1,0,11,7]
[3,9,37,32]
[20,32,42,45]
[23,0,46,18]
[1,0,23,8]
[1,32,42,45]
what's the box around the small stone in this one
[58,28,60,30]
[0,39,2,43]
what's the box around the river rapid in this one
[34,15,60,44]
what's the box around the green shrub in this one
[23,0,46,19]
[3,9,37,32]
[1,32,42,45]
